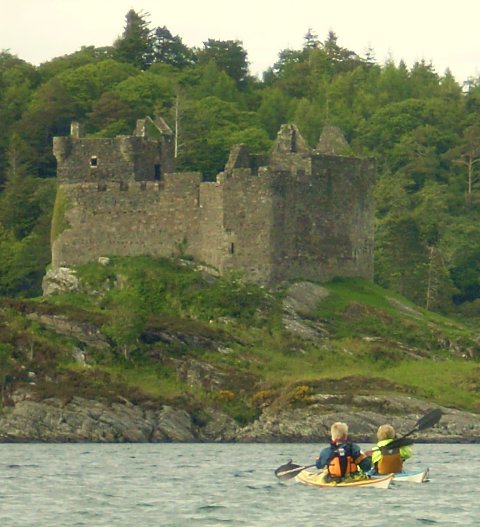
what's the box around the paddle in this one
[378,408,442,453]
[274,460,317,481]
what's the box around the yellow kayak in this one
[296,469,394,489]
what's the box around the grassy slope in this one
[1,256,479,424]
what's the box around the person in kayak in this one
[315,422,371,481]
[370,424,413,474]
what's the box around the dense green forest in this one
[1,9,480,316]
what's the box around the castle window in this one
[120,182,129,191]
[290,130,297,153]
[97,183,107,192]
[154,164,161,181]
[90,156,98,167]
[230,243,235,254]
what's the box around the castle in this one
[51,117,375,284]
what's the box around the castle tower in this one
[267,124,374,283]
[53,116,175,184]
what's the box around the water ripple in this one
[0,443,478,527]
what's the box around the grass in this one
[382,360,480,410]
[96,362,186,400]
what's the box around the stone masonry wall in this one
[196,182,227,272]
[51,173,202,268]
[269,155,375,283]
[220,169,275,282]
[53,136,171,184]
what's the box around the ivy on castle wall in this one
[50,186,72,245]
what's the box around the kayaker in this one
[370,424,413,474]
[315,422,371,481]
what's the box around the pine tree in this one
[114,10,153,70]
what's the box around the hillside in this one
[0,256,479,442]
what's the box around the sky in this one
[1,0,480,84]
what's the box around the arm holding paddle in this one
[368,409,442,474]
[375,408,442,452]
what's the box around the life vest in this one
[376,445,403,474]
[326,443,360,479]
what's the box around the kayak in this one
[371,468,429,483]
[295,469,394,489]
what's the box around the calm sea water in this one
[0,443,478,526]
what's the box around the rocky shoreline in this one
[1,392,479,444]
[3,277,479,445]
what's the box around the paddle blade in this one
[380,437,414,453]
[415,408,442,432]
[274,461,307,481]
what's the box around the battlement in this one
[65,172,203,194]
[49,117,375,285]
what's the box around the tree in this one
[444,220,480,304]
[177,96,261,178]
[197,39,250,87]
[87,92,138,134]
[113,10,153,70]
[258,87,293,138]
[152,26,195,68]
[375,214,428,304]
[14,77,76,177]
[322,31,364,74]
[293,98,324,146]
[192,61,241,103]
[409,60,440,99]
[0,53,38,185]
[376,59,411,104]
[111,71,176,118]
[37,46,114,81]
[54,59,137,117]
[0,135,40,238]
[304,28,320,49]
[0,133,56,296]
[450,126,480,204]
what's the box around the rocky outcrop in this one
[26,313,110,351]
[236,395,480,443]
[42,267,80,296]
[282,282,330,340]
[0,392,479,443]
[0,397,194,442]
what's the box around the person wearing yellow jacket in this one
[371,424,413,474]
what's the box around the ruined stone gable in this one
[50,118,374,284]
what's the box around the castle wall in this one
[196,182,226,272]
[51,173,202,268]
[220,169,275,282]
[270,155,375,283]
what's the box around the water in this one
[0,443,478,526]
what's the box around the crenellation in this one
[49,116,375,285]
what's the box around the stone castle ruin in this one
[50,116,375,284]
